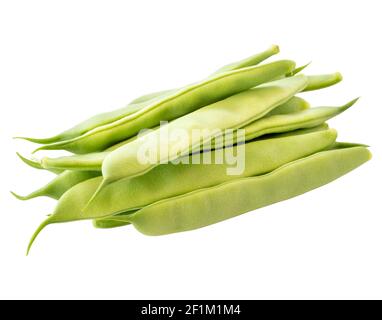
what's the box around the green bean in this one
[303,73,342,91]
[241,98,358,142]
[38,96,310,172]
[34,60,296,154]
[11,170,100,200]
[93,123,330,229]
[130,45,281,106]
[18,46,281,146]
[286,62,311,76]
[212,45,279,74]
[15,99,158,145]
[255,123,329,141]
[54,64,321,153]
[90,129,337,217]
[93,216,134,229]
[18,124,144,174]
[32,70,336,162]
[130,46,280,104]
[38,132,143,172]
[16,152,63,174]
[32,92,346,176]
[327,141,369,149]
[26,128,337,252]
[107,71,341,153]
[94,74,306,199]
[35,70,344,173]
[267,96,309,116]
[91,97,354,206]
[97,76,347,190]
[41,153,106,172]
[120,146,371,236]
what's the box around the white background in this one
[0,0,381,299]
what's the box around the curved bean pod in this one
[28,92,340,176]
[109,71,341,147]
[85,129,337,218]
[286,62,311,76]
[19,46,281,145]
[15,99,157,145]
[93,216,133,229]
[98,75,307,195]
[16,127,330,202]
[267,96,309,116]
[256,123,329,141]
[241,98,358,142]
[212,45,279,74]
[91,124,331,229]
[303,72,343,91]
[34,60,296,154]
[130,45,281,105]
[11,170,100,200]
[16,153,63,174]
[41,152,106,172]
[29,69,336,161]
[123,146,371,236]
[38,96,310,172]
[36,70,344,173]
[26,128,337,252]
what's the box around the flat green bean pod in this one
[41,153,106,172]
[34,60,296,154]
[104,71,341,153]
[95,76,347,194]
[267,96,309,116]
[35,70,345,173]
[15,99,157,145]
[13,136,127,201]
[130,45,282,106]
[16,153,63,174]
[304,73,343,91]
[126,46,280,105]
[38,96,310,172]
[65,70,333,151]
[240,98,358,143]
[26,129,337,252]
[286,62,311,76]
[97,75,307,196]
[119,146,371,236]
[11,170,100,200]
[20,46,281,145]
[212,45,279,74]
[91,124,331,229]
[255,123,329,140]
[93,217,135,229]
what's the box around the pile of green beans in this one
[13,45,371,254]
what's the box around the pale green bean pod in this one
[304,73,342,91]
[11,170,100,200]
[26,129,337,252]
[92,125,332,229]
[18,46,281,145]
[16,153,62,174]
[119,146,371,236]
[238,98,358,143]
[97,75,307,196]
[130,45,282,106]
[212,45,279,74]
[38,96,310,172]
[33,70,344,173]
[34,60,296,154]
